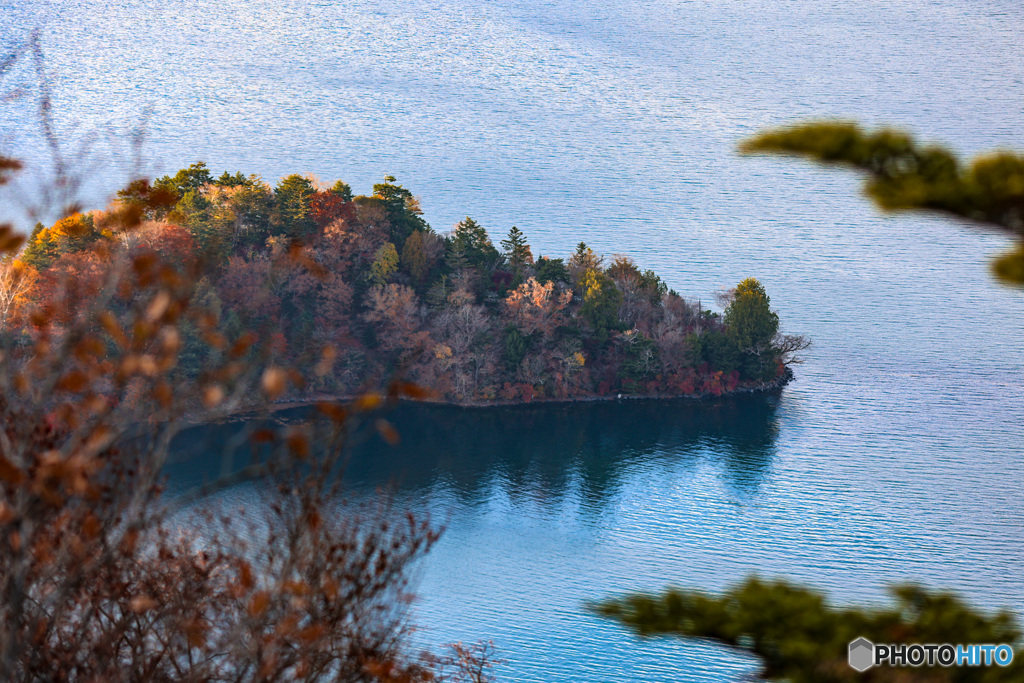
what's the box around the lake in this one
[3,0,1024,680]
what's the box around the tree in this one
[596,578,1024,683]
[579,268,623,345]
[617,329,659,386]
[0,258,35,328]
[176,188,234,265]
[401,230,430,285]
[0,152,497,681]
[330,180,354,202]
[741,121,1024,285]
[369,242,400,287]
[157,161,214,195]
[372,176,429,245]
[114,178,180,222]
[21,212,104,270]
[500,226,533,272]
[215,170,248,187]
[273,174,316,239]
[534,256,569,285]
[567,242,603,288]
[724,277,780,380]
[450,218,499,270]
[310,190,352,229]
[218,254,282,323]
[502,277,571,342]
[364,283,428,358]
[200,177,275,251]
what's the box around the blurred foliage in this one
[0,146,502,681]
[597,577,1024,682]
[741,121,1024,285]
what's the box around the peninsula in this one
[6,164,807,405]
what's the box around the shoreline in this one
[258,368,793,416]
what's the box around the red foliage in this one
[310,192,354,229]
[218,256,281,322]
[269,331,287,358]
[704,371,725,396]
[726,370,740,392]
[133,223,198,269]
[32,248,108,328]
[316,272,354,336]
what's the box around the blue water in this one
[4,0,1024,680]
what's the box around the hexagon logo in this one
[849,637,875,672]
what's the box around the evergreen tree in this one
[534,256,569,285]
[724,277,779,380]
[742,122,1024,284]
[580,268,623,345]
[426,274,452,308]
[597,578,1024,683]
[273,174,316,239]
[176,189,230,264]
[330,180,353,202]
[372,175,429,245]
[153,162,213,202]
[451,217,499,269]
[568,242,603,287]
[444,238,469,274]
[500,226,533,270]
[215,171,248,187]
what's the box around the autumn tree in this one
[401,230,430,286]
[567,242,603,288]
[218,253,282,325]
[310,189,352,230]
[21,213,103,270]
[606,255,666,331]
[432,289,493,398]
[502,277,571,342]
[0,257,35,327]
[0,148,497,682]
[369,242,400,287]
[364,283,429,360]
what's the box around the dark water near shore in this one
[5,0,1024,680]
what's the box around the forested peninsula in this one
[4,164,807,405]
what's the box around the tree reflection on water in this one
[168,392,782,507]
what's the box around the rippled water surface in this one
[4,0,1024,680]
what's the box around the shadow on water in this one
[166,393,782,507]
